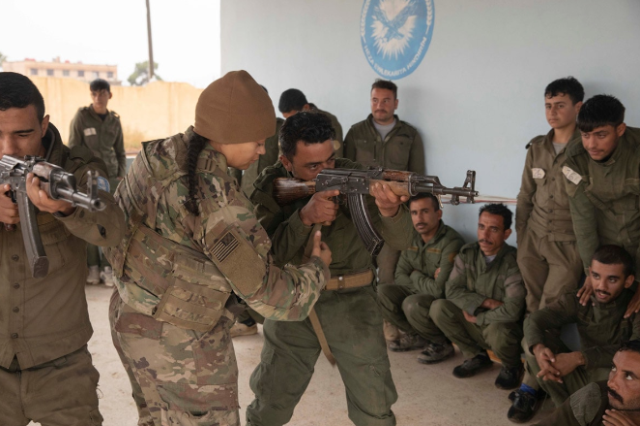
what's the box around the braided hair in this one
[184,131,209,216]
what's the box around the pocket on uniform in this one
[157,381,240,423]
[354,139,376,166]
[386,138,411,169]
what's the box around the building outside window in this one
[78,70,85,77]
[47,69,54,76]
[30,68,38,76]
[63,70,70,77]
[93,71,100,78]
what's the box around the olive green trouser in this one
[517,228,582,313]
[87,178,120,269]
[430,299,523,368]
[377,244,401,286]
[0,346,103,426]
[110,292,240,426]
[524,323,610,406]
[377,284,448,345]
[246,286,397,426]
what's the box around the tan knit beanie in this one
[194,70,275,144]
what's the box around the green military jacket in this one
[445,242,525,326]
[563,127,640,274]
[534,382,608,426]
[516,129,581,242]
[309,104,344,157]
[230,118,284,196]
[0,123,124,369]
[525,289,640,369]
[250,158,414,278]
[69,105,126,180]
[395,221,465,298]
[343,114,425,174]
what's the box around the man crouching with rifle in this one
[245,111,412,426]
[0,72,124,425]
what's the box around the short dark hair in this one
[545,76,584,104]
[577,94,626,132]
[280,112,335,159]
[619,340,640,356]
[592,244,635,278]
[278,88,308,113]
[371,79,397,99]
[479,203,512,230]
[0,72,45,122]
[409,193,440,211]
[90,78,111,93]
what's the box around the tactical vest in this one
[105,135,234,332]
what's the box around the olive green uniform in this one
[534,382,608,426]
[431,242,526,368]
[246,158,414,426]
[69,105,126,269]
[106,128,329,426]
[563,127,640,278]
[343,114,426,287]
[516,129,583,312]
[378,222,465,344]
[0,123,125,426]
[524,289,640,406]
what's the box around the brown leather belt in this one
[325,270,374,291]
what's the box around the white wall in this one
[221,0,640,241]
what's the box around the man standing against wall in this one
[278,88,343,156]
[378,192,465,364]
[563,95,640,314]
[69,78,125,286]
[343,79,426,340]
[509,77,585,422]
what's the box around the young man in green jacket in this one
[378,192,465,364]
[431,203,526,390]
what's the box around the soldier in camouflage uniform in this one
[105,71,331,426]
[69,78,126,286]
[534,341,640,426]
[0,73,124,426]
[245,111,414,426]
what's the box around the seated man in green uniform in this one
[525,245,640,409]
[431,203,526,390]
[246,111,413,426]
[378,192,465,364]
[534,340,640,426]
[564,95,640,315]
[69,78,125,286]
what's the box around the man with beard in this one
[525,245,640,408]
[535,340,640,426]
[377,192,465,364]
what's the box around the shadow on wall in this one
[31,76,203,152]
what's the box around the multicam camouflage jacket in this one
[105,127,329,329]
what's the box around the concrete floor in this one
[31,285,553,426]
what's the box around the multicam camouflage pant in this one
[110,292,240,426]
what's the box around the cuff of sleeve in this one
[465,296,485,316]
[410,270,424,283]
[580,349,593,369]
[379,206,405,224]
[527,337,544,354]
[310,256,330,290]
[475,312,487,326]
[54,206,84,223]
[290,209,314,236]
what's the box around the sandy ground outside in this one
[28,285,552,426]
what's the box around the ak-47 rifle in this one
[273,167,478,257]
[0,155,108,278]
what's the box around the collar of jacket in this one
[588,287,634,311]
[43,122,65,166]
[366,114,407,138]
[542,128,581,156]
[473,240,514,273]
[415,219,446,249]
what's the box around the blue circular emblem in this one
[360,0,435,79]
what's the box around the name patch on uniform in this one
[532,168,545,179]
[562,166,582,185]
[84,128,97,136]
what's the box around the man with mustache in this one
[563,95,640,315]
[535,340,640,426]
[377,192,465,363]
[430,203,526,390]
[343,79,426,341]
[524,245,640,409]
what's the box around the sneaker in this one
[452,353,493,378]
[101,266,114,287]
[495,365,524,390]
[507,389,541,423]
[86,266,100,285]
[417,342,455,364]
[230,322,258,338]
[389,334,427,352]
[383,320,400,342]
